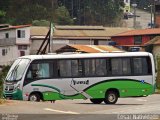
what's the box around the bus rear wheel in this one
[29,93,41,102]
[90,98,104,104]
[104,91,118,104]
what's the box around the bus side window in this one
[71,60,83,77]
[38,63,50,78]
[111,58,123,75]
[133,57,151,75]
[59,60,72,77]
[107,58,112,75]
[26,64,39,79]
[110,58,131,76]
[95,59,107,76]
[146,57,152,74]
[26,63,50,79]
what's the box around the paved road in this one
[124,9,151,29]
[0,94,160,120]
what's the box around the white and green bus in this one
[3,52,155,104]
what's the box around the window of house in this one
[20,51,25,56]
[17,30,25,38]
[94,40,99,45]
[150,35,156,40]
[5,33,9,38]
[2,49,7,56]
[18,45,27,50]
[134,36,142,45]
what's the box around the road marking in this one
[44,108,80,114]
[136,98,147,102]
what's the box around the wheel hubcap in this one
[30,95,37,101]
[108,94,116,102]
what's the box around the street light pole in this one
[151,5,153,28]
[132,3,137,29]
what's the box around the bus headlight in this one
[15,84,20,90]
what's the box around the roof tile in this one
[113,28,160,36]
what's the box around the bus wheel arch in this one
[104,88,119,104]
[29,91,43,102]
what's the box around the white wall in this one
[0,46,18,66]
[30,39,110,54]
[69,40,91,45]
[0,29,16,39]
[0,45,30,66]
[0,27,31,66]
[16,27,30,44]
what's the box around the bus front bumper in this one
[3,89,23,100]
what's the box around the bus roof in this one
[19,52,152,61]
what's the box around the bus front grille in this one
[5,85,14,92]
[5,94,13,99]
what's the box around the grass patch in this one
[0,99,6,104]
[155,89,160,94]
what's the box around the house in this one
[0,24,31,66]
[30,26,131,54]
[56,45,124,53]
[155,1,160,28]
[145,36,160,56]
[111,28,160,51]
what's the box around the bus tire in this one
[104,91,118,104]
[29,93,41,102]
[90,98,104,104]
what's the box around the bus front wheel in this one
[90,98,104,104]
[29,93,41,102]
[104,91,118,104]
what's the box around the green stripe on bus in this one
[31,84,61,92]
[31,79,154,100]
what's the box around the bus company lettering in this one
[72,80,89,85]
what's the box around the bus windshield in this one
[6,59,30,82]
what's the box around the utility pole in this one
[132,3,137,29]
[72,0,74,18]
[150,4,153,28]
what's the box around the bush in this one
[156,57,160,89]
[0,65,10,98]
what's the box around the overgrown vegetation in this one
[0,0,124,26]
[0,66,10,98]
[156,57,160,90]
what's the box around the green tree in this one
[32,20,50,26]
[0,10,6,23]
[59,0,124,26]
[7,1,50,25]
[0,0,125,26]
[0,66,10,98]
[55,6,74,25]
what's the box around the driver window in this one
[26,62,50,79]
